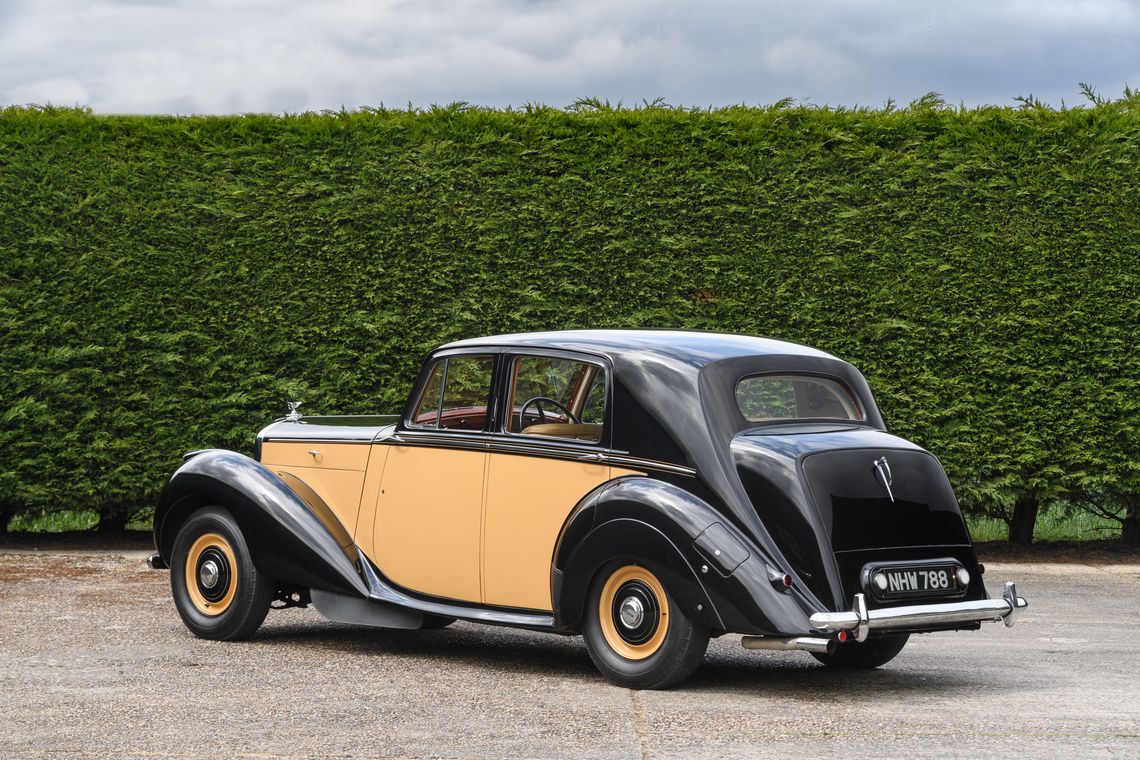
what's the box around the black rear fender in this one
[154,449,368,597]
[553,477,818,636]
[558,518,721,631]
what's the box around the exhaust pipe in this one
[741,635,836,655]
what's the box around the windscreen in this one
[735,374,864,422]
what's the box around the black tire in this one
[811,633,909,668]
[170,505,273,641]
[420,614,457,630]
[582,562,709,689]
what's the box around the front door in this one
[372,354,495,603]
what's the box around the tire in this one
[170,505,273,641]
[582,562,709,689]
[811,633,909,669]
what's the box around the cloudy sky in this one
[1,0,1137,113]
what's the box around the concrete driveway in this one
[1,548,1137,758]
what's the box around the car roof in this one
[439,329,838,367]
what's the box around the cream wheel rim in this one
[184,532,237,616]
[598,565,669,660]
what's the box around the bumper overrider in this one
[743,582,1028,655]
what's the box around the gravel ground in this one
[1,548,1138,759]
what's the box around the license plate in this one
[881,565,959,597]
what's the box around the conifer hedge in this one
[1,96,1137,540]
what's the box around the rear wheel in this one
[582,563,709,689]
[170,506,273,641]
[811,633,909,668]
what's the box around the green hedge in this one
[1,97,1138,535]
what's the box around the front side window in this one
[410,355,495,431]
[507,356,606,443]
[735,374,864,423]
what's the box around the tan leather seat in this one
[520,423,603,442]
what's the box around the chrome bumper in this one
[809,581,1028,642]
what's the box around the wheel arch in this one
[556,517,724,632]
[155,449,368,597]
[551,476,817,636]
[552,477,732,631]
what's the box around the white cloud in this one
[5,76,89,106]
[765,37,862,91]
[0,0,1136,113]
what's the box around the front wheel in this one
[811,633,909,668]
[582,563,709,689]
[170,505,273,641]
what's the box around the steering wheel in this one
[518,396,581,429]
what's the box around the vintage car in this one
[150,330,1027,689]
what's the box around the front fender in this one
[553,477,818,636]
[155,449,368,597]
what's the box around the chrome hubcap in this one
[618,596,645,629]
[199,559,221,589]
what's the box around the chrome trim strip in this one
[809,582,1029,634]
[603,453,696,477]
[378,432,490,452]
[261,437,375,445]
[374,431,698,476]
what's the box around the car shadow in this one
[252,618,596,680]
[251,619,986,696]
[687,651,978,698]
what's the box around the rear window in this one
[735,374,864,423]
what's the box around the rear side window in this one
[735,374,864,423]
[507,355,606,443]
[410,355,495,431]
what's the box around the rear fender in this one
[553,477,817,635]
[557,518,723,631]
[154,449,368,597]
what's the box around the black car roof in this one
[438,329,884,479]
[440,329,837,367]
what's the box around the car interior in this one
[409,354,605,442]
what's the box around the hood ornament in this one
[285,401,303,422]
[873,456,895,502]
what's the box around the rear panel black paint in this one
[801,449,970,551]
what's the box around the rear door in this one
[482,352,618,610]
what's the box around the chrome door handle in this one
[308,449,321,457]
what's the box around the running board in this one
[311,589,424,629]
[356,553,556,630]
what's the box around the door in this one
[372,354,495,603]
[483,354,616,610]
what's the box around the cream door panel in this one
[483,454,616,611]
[374,445,486,603]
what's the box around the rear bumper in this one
[809,581,1028,641]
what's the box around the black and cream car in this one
[150,330,1027,689]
